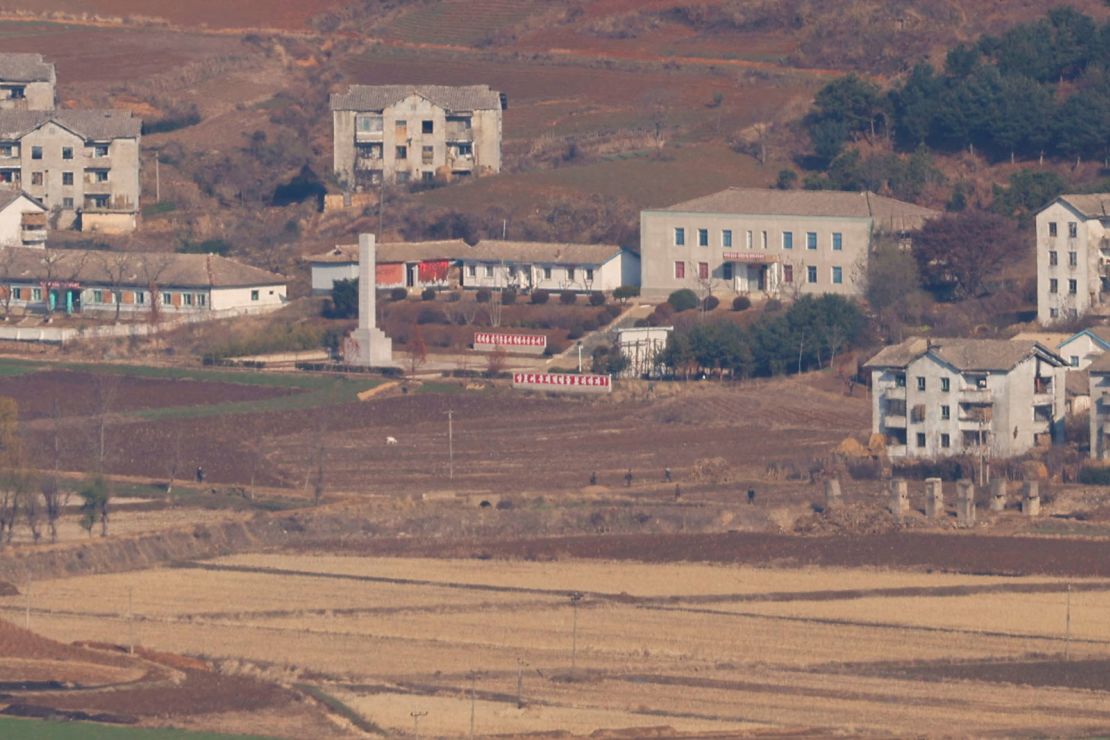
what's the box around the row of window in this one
[1047,251,1079,267]
[1047,221,1079,238]
[357,118,439,135]
[26,170,109,187]
[1048,278,1078,294]
[915,432,952,449]
[895,375,984,392]
[465,264,594,281]
[10,287,212,306]
[1049,307,1079,320]
[675,261,844,284]
[20,144,111,160]
[673,227,843,251]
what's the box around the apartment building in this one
[331,84,503,190]
[0,109,141,232]
[1037,193,1110,325]
[639,188,937,300]
[865,338,1067,460]
[0,53,55,111]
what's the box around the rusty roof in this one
[330,85,502,112]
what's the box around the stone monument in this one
[956,479,976,527]
[989,478,1007,512]
[889,478,908,517]
[924,478,944,519]
[344,233,393,367]
[1022,480,1041,516]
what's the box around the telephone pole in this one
[447,409,454,480]
[569,592,583,677]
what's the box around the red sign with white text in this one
[513,372,611,393]
[474,332,547,354]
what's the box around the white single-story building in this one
[0,246,286,316]
[0,189,45,247]
[459,240,639,293]
[308,239,470,294]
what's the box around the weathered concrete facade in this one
[1087,352,1110,459]
[1036,194,1110,325]
[639,188,937,300]
[0,54,55,111]
[0,110,141,232]
[0,190,46,247]
[866,338,1067,460]
[331,85,502,190]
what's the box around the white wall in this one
[209,284,287,311]
[1036,201,1108,324]
[311,262,358,293]
[1058,333,1107,369]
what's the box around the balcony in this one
[886,444,907,458]
[882,414,907,429]
[883,386,906,400]
[446,127,473,142]
[355,155,382,170]
[960,388,991,403]
[20,227,46,244]
[83,179,112,194]
[448,155,474,171]
[355,129,384,143]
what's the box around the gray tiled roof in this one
[310,240,473,264]
[866,336,1064,372]
[0,247,283,289]
[658,187,939,231]
[0,53,53,83]
[330,85,502,112]
[464,240,624,266]
[1058,194,1110,219]
[0,109,141,141]
[1088,352,1110,374]
[0,189,43,212]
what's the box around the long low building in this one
[0,246,286,316]
[308,239,640,294]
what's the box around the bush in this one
[613,285,640,304]
[634,318,650,328]
[421,288,436,301]
[582,317,600,332]
[1077,465,1110,485]
[603,304,622,321]
[703,295,720,311]
[732,296,752,311]
[588,292,606,306]
[531,289,550,304]
[654,302,675,319]
[476,288,492,303]
[390,287,408,301]
[668,289,699,312]
[764,298,783,312]
[416,307,445,325]
[560,291,577,305]
[501,288,517,305]
[567,325,585,340]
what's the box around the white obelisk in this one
[345,233,393,366]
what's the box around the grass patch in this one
[294,684,385,736]
[141,201,177,217]
[415,381,466,395]
[133,376,380,420]
[0,716,275,739]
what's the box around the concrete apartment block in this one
[1036,194,1110,325]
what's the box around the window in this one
[198,294,206,307]
[1050,307,1059,318]
[250,290,260,302]
[162,292,172,305]
[941,377,950,392]
[184,293,193,306]
[1071,355,1080,367]
[1069,251,1078,267]
[8,86,23,99]
[485,265,494,277]
[895,374,906,387]
[467,264,476,277]
[93,144,109,158]
[807,265,817,283]
[916,433,926,448]
[941,405,950,420]
[832,232,843,251]
[831,266,843,284]
[30,172,42,186]
[1049,222,1057,237]
[745,230,753,248]
[722,229,733,248]
[32,287,41,301]
[543,266,551,280]
[783,231,793,249]
[806,231,817,250]
[761,231,768,249]
[136,291,145,304]
[674,227,685,246]
[90,170,108,183]
[722,262,733,280]
[422,120,433,134]
[395,119,407,135]
[941,433,950,449]
[586,268,594,281]
[62,172,73,186]
[422,145,434,164]
[1068,222,1078,238]
[92,290,103,303]
[396,172,410,183]
[697,228,708,247]
[61,147,73,160]
[916,376,926,391]
[395,145,407,160]
[356,114,383,133]
[1050,251,1058,266]
[62,197,73,209]
[31,145,41,160]
[698,262,709,280]
[674,261,685,279]
[10,288,19,300]
[567,267,577,281]
[783,264,793,284]
[1069,279,1078,294]
[1050,278,1058,294]
[0,144,12,157]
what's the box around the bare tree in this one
[311,415,328,507]
[24,486,41,543]
[0,397,29,546]
[137,253,173,324]
[42,400,67,543]
[0,246,21,320]
[92,373,121,471]
[98,252,137,323]
[408,325,428,376]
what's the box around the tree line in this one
[657,294,865,379]
[806,8,1110,166]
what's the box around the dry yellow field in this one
[2,554,1109,735]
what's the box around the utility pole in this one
[1065,583,1072,661]
[577,342,583,373]
[24,571,30,630]
[569,591,583,677]
[154,153,160,202]
[516,657,527,708]
[447,409,454,480]
[469,671,476,738]
[410,710,427,739]
[127,586,134,655]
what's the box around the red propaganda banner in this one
[512,372,612,393]
[474,332,547,355]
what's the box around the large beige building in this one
[0,53,55,111]
[865,338,1066,460]
[330,84,502,190]
[0,109,141,232]
[639,188,937,300]
[1036,194,1110,325]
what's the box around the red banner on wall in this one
[475,332,547,348]
[376,263,404,285]
[418,260,450,283]
[512,372,611,393]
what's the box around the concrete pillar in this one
[924,478,944,519]
[345,233,393,367]
[824,478,841,509]
[889,478,908,517]
[989,478,1008,512]
[1022,480,1041,517]
[956,479,976,527]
